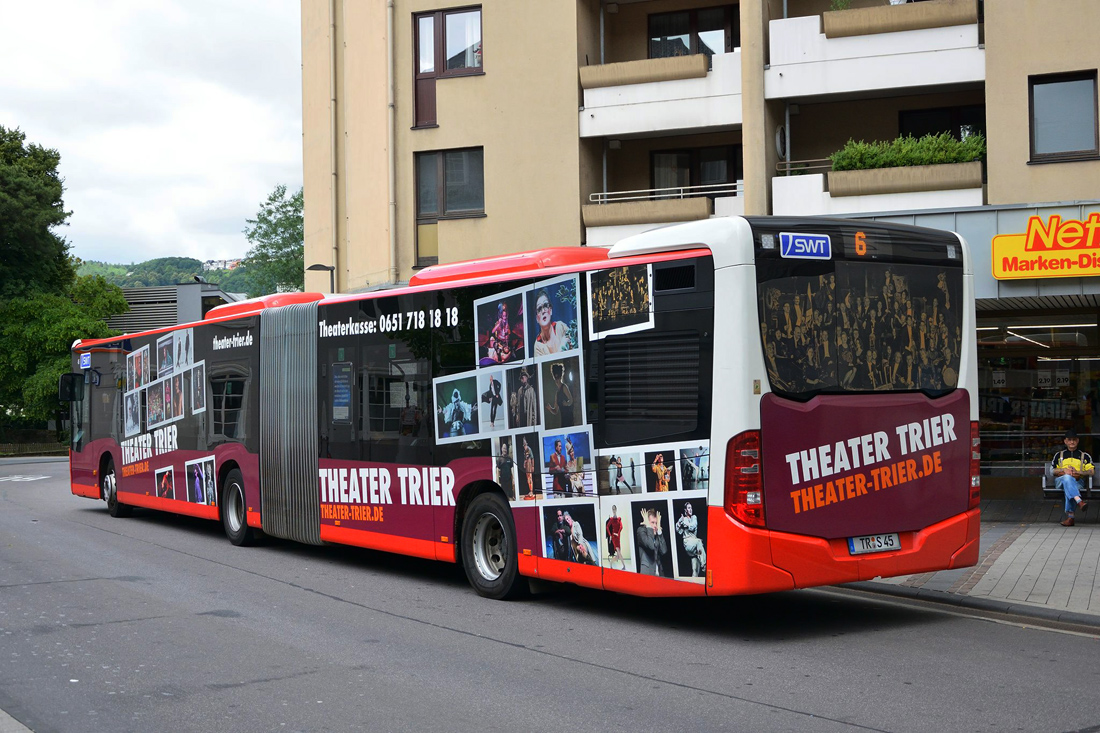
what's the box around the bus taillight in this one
[969,421,981,510]
[725,430,765,528]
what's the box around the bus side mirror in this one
[58,373,85,402]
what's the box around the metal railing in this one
[588,181,743,205]
[775,158,832,175]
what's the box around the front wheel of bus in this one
[221,468,256,547]
[460,492,524,600]
[103,458,131,518]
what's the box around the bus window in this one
[757,233,963,400]
[210,368,249,440]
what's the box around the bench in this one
[1041,463,1094,502]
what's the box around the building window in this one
[1029,71,1099,162]
[415,148,485,266]
[899,104,986,142]
[651,145,742,196]
[648,6,738,59]
[414,7,483,128]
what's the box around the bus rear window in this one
[758,260,962,400]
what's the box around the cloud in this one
[0,0,302,264]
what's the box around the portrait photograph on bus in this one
[540,356,582,430]
[541,503,600,567]
[597,451,644,495]
[525,274,580,358]
[433,372,479,443]
[504,365,540,430]
[633,499,674,578]
[474,286,525,366]
[157,333,175,377]
[541,427,594,497]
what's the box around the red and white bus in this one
[61,216,980,599]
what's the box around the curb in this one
[849,580,1100,629]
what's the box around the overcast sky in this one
[0,0,302,265]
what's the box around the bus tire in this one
[221,468,256,547]
[460,492,525,600]
[103,458,132,518]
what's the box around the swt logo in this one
[780,232,831,260]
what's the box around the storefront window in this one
[978,316,1099,478]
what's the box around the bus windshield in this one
[753,221,963,400]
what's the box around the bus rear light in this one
[969,421,981,510]
[725,430,765,528]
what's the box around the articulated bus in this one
[61,216,980,599]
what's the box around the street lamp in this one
[307,263,336,293]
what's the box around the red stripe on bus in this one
[766,509,978,589]
[118,492,220,520]
[71,480,100,499]
[534,557,603,588]
[602,567,707,597]
[320,524,453,563]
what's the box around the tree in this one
[0,127,128,426]
[0,126,73,298]
[0,275,128,422]
[242,184,304,295]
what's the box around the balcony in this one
[579,51,742,139]
[765,0,983,101]
[582,182,744,247]
[771,161,983,217]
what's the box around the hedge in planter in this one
[830,132,985,172]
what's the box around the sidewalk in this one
[856,499,1100,627]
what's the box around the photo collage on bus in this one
[432,264,709,582]
[123,327,216,507]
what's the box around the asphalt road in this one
[2,459,1098,733]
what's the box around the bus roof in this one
[408,247,610,288]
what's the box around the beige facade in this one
[985,0,1100,206]
[302,0,587,293]
[302,0,1100,291]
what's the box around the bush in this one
[829,132,986,172]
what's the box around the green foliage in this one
[829,0,852,10]
[0,275,128,421]
[76,257,252,296]
[0,126,74,298]
[242,184,304,296]
[830,132,986,172]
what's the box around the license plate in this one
[847,532,900,555]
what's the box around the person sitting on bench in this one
[1051,428,1091,527]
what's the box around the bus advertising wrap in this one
[761,389,970,540]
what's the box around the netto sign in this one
[993,214,1100,279]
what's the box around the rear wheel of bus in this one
[221,468,256,546]
[460,492,524,600]
[103,457,131,518]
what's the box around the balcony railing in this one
[588,181,743,205]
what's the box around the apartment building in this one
[300,0,1100,496]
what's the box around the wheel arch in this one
[453,479,507,563]
[217,459,241,514]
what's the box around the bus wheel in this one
[103,458,131,518]
[221,468,256,547]
[460,492,524,600]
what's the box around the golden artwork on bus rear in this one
[587,263,653,339]
[759,264,963,395]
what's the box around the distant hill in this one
[78,257,252,295]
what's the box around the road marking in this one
[0,476,50,482]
